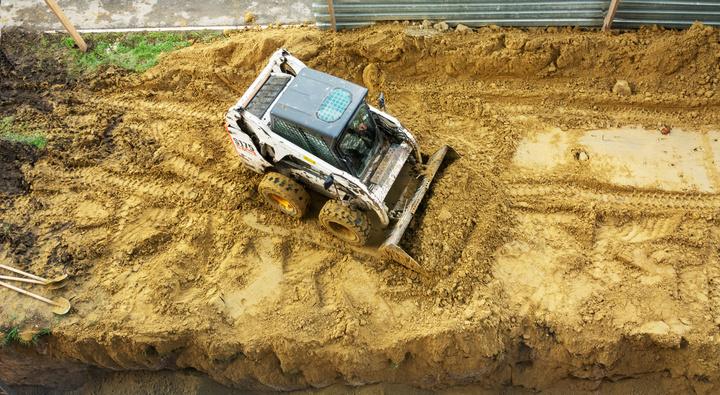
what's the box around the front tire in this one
[319,200,371,246]
[258,172,310,218]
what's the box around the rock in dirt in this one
[613,80,632,96]
[456,24,472,33]
[244,12,255,23]
[434,21,450,31]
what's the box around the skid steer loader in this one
[225,49,454,277]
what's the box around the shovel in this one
[0,263,68,287]
[0,274,68,290]
[0,280,71,315]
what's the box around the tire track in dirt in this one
[506,182,720,212]
[32,166,200,202]
[599,216,684,243]
[160,154,238,195]
[86,96,225,123]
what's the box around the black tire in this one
[319,200,372,246]
[258,172,310,218]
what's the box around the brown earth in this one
[1,21,720,392]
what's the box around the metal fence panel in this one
[613,0,720,29]
[313,0,720,30]
[313,0,609,30]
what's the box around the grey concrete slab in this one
[1,0,316,31]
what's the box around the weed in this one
[2,327,25,347]
[9,314,18,321]
[2,225,9,234]
[30,327,52,345]
[52,315,62,326]
[88,320,97,327]
[0,116,14,133]
[1,116,47,149]
[283,369,300,379]
[389,359,401,370]
[62,37,75,48]
[141,346,158,357]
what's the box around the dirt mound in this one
[1,23,720,392]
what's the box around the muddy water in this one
[1,22,720,392]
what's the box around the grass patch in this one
[1,116,47,149]
[66,31,224,75]
[1,326,53,347]
[1,327,21,347]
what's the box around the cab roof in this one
[270,67,368,140]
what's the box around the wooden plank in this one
[44,0,87,52]
[327,0,337,32]
[602,0,621,31]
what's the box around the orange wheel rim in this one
[268,193,295,213]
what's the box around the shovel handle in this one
[0,280,54,305]
[0,263,46,282]
[0,275,45,285]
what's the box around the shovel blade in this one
[45,275,68,289]
[52,297,71,315]
[44,274,68,285]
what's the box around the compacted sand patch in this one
[1,22,720,392]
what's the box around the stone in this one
[422,19,432,29]
[613,80,632,96]
[244,12,255,23]
[434,21,449,31]
[456,24,472,33]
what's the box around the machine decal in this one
[233,137,257,156]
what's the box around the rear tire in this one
[319,200,371,246]
[258,172,310,218]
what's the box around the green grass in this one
[2,327,22,347]
[1,116,46,149]
[1,326,52,347]
[66,31,222,74]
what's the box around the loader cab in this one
[269,67,380,178]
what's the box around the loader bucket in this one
[379,145,458,278]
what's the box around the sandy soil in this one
[1,21,720,392]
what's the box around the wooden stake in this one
[602,0,621,31]
[44,0,87,52]
[327,0,337,32]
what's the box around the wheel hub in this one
[268,193,295,213]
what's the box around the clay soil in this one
[1,22,720,393]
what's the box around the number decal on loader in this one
[233,137,257,156]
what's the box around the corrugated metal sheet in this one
[313,0,609,30]
[313,0,720,30]
[612,0,720,29]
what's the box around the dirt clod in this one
[613,79,632,96]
